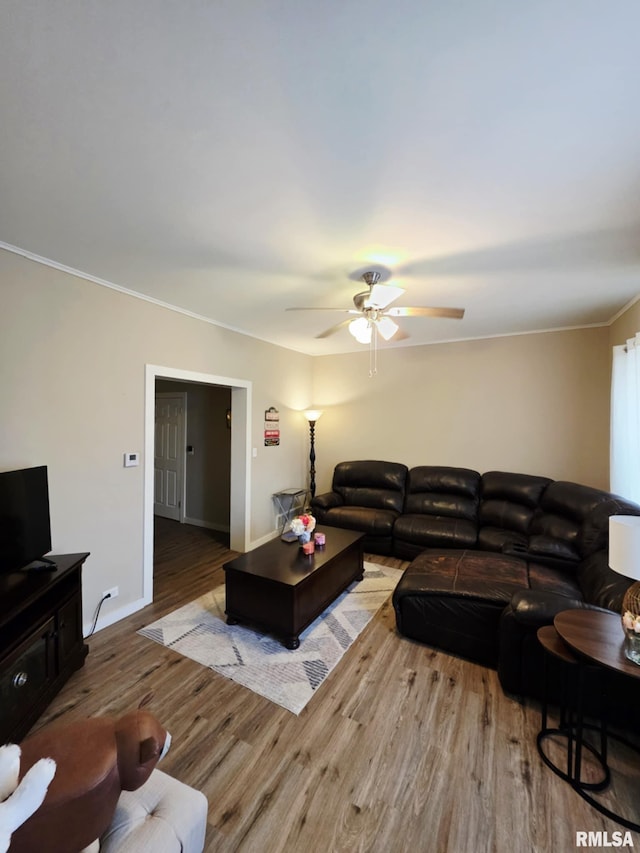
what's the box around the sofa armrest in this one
[499,590,616,697]
[498,590,585,696]
[311,492,343,511]
[508,589,587,626]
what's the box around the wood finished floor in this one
[35,519,640,852]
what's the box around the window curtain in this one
[611,332,640,503]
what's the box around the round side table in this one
[536,625,609,789]
[553,609,640,832]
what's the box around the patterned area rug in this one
[138,561,401,714]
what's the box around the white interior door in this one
[154,392,186,521]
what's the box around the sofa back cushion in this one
[332,460,408,513]
[531,481,627,560]
[478,471,552,551]
[404,466,481,520]
[576,493,640,557]
[578,550,633,610]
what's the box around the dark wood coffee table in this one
[223,526,364,649]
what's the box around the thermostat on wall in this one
[124,452,140,467]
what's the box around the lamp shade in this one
[609,515,640,581]
[303,409,323,423]
[348,317,372,344]
[376,315,399,341]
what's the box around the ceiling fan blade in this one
[366,284,405,309]
[315,318,353,339]
[386,306,465,319]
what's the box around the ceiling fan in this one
[286,271,465,343]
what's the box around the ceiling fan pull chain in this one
[369,324,378,377]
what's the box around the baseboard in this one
[85,526,275,635]
[250,529,281,549]
[183,516,230,533]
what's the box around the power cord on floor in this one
[87,592,111,637]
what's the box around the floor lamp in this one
[303,409,323,499]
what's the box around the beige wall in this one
[1,249,312,632]
[311,327,611,494]
[3,244,634,634]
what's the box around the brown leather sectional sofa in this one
[311,460,640,712]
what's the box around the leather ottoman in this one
[392,549,577,667]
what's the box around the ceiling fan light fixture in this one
[348,317,372,344]
[376,315,399,341]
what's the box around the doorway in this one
[143,365,252,606]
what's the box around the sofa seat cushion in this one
[393,514,477,551]
[478,526,528,552]
[321,505,398,537]
[528,562,582,597]
[392,549,581,667]
[527,533,580,564]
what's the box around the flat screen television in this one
[0,465,53,572]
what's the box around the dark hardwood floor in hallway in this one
[34,519,640,852]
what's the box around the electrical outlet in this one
[103,586,119,600]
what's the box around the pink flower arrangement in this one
[290,514,316,541]
[623,610,640,633]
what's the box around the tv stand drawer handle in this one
[12,672,28,688]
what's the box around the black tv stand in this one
[0,553,89,743]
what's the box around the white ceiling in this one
[2,1,640,355]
